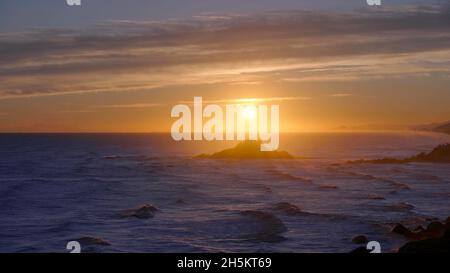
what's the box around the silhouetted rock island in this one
[194,141,293,159]
[349,143,450,164]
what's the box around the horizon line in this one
[0,129,433,135]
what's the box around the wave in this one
[267,168,313,183]
[103,155,160,161]
[386,202,415,212]
[271,202,307,216]
[267,167,339,190]
[268,202,348,222]
[367,194,386,200]
[239,210,287,243]
[343,170,410,190]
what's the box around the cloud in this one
[178,96,311,104]
[1,4,450,98]
[330,93,352,97]
[93,103,161,108]
[58,110,97,113]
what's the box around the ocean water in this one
[0,132,449,253]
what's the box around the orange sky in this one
[1,5,450,132]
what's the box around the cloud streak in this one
[1,4,450,98]
[331,93,352,97]
[93,103,161,108]
[179,96,311,104]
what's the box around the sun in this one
[242,105,257,120]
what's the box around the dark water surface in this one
[1,132,449,253]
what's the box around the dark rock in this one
[398,236,450,253]
[194,141,293,159]
[444,228,450,240]
[121,204,159,219]
[391,224,412,236]
[427,221,445,231]
[391,223,431,240]
[348,143,450,164]
[413,226,425,233]
[320,184,338,190]
[350,247,371,254]
[397,217,450,253]
[352,235,369,245]
[367,194,385,200]
[73,237,110,246]
[175,199,186,204]
[425,221,446,238]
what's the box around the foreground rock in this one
[398,230,450,253]
[350,217,450,253]
[121,204,159,219]
[391,221,447,241]
[349,143,450,164]
[352,235,369,245]
[350,246,371,254]
[393,217,450,253]
[194,141,293,159]
[72,236,110,246]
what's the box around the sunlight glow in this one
[242,105,257,120]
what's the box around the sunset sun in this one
[242,105,257,120]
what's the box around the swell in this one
[267,167,338,189]
[238,210,288,243]
[342,170,410,191]
[103,155,161,161]
[267,168,313,183]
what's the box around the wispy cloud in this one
[58,110,97,113]
[179,96,311,105]
[1,4,450,98]
[330,93,352,98]
[93,103,161,109]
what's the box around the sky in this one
[0,0,450,132]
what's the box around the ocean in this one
[0,132,449,253]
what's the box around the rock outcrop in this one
[121,204,159,219]
[349,143,450,164]
[352,235,369,245]
[72,236,110,246]
[194,141,293,159]
[393,218,450,253]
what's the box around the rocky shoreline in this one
[349,143,450,164]
[351,217,450,253]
